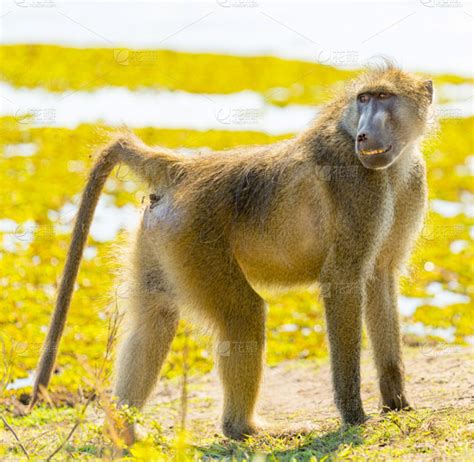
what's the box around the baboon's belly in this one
[233,208,327,287]
[141,187,328,286]
[236,246,324,287]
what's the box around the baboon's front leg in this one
[321,260,366,426]
[365,269,410,411]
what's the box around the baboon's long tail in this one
[29,134,177,408]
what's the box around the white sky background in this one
[0,0,472,77]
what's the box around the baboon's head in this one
[341,65,433,169]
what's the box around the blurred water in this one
[6,371,34,390]
[402,323,456,342]
[55,194,140,242]
[3,143,38,157]
[431,198,474,218]
[0,83,316,134]
[0,82,471,134]
[0,0,472,76]
[399,288,470,317]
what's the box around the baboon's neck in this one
[298,113,358,168]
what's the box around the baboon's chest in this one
[374,163,427,265]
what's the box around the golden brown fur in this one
[31,64,432,442]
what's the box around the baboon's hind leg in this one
[185,252,266,440]
[216,291,266,440]
[113,301,179,408]
[112,266,179,443]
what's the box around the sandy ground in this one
[141,345,474,438]
[1,345,472,454]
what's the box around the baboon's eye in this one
[378,92,391,100]
[358,94,369,103]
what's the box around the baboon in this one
[30,64,433,442]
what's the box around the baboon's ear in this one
[423,80,433,104]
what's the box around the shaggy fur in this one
[31,65,432,443]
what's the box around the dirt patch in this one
[2,345,472,445]
[145,346,473,438]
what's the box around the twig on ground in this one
[1,415,30,459]
[45,393,94,461]
[0,335,14,394]
[180,326,190,431]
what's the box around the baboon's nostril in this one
[357,133,367,143]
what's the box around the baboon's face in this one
[355,91,403,169]
[343,73,433,170]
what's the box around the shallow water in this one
[3,143,38,158]
[54,194,140,242]
[1,82,471,134]
[6,371,35,391]
[430,199,474,218]
[402,322,456,343]
[2,1,472,75]
[0,83,316,134]
[399,285,470,317]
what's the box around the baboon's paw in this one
[342,411,369,427]
[104,420,137,447]
[222,419,262,440]
[381,396,413,413]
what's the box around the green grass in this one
[197,409,474,461]
[1,406,472,460]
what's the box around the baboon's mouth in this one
[359,145,392,156]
